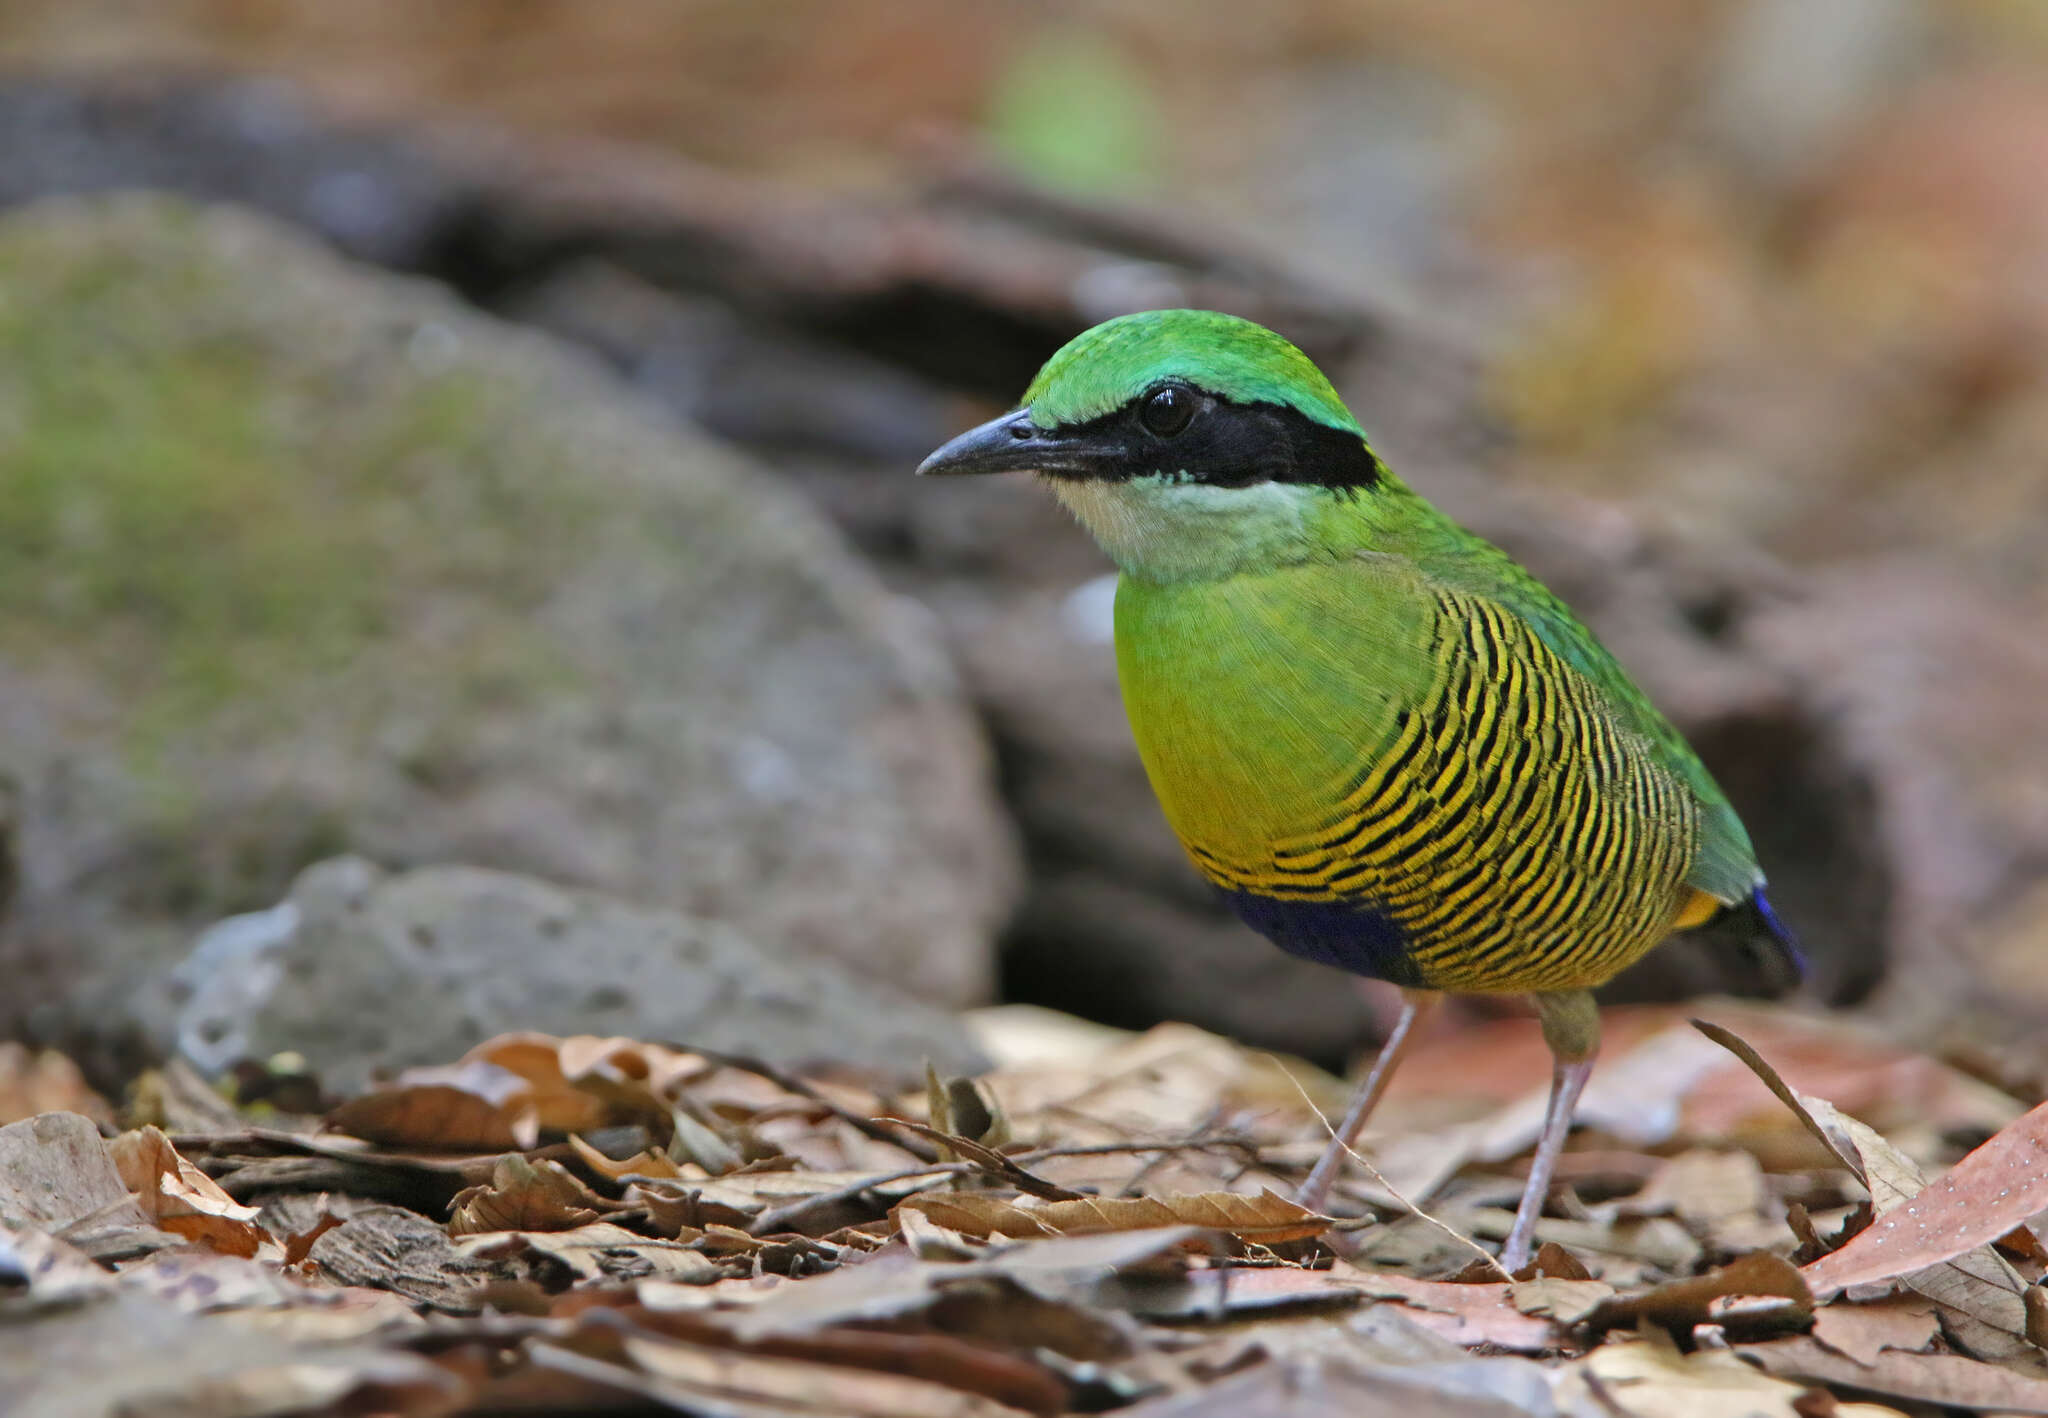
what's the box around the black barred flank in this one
[1190,587,1705,993]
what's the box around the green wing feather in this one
[1417,528,1764,905]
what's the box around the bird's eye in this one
[1140,384,1197,438]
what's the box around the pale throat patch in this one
[1047,475,1326,582]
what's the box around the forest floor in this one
[6,998,2048,1416]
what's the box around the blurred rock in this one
[1699,0,1930,187]
[1743,566,2048,1052]
[0,194,1017,1081]
[0,77,466,269]
[175,858,986,1091]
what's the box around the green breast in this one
[1114,555,1724,992]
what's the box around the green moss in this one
[0,209,595,765]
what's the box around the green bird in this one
[919,309,1799,1271]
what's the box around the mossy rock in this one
[0,194,1016,1073]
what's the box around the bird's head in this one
[918,309,1397,582]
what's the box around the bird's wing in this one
[1416,539,1764,906]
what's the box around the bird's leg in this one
[1499,989,1600,1273]
[1297,988,1440,1214]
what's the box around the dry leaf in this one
[1508,1276,1615,1324]
[326,1061,536,1151]
[1573,1337,1900,1418]
[0,1112,160,1259]
[464,1034,614,1134]
[1747,1334,2048,1413]
[1803,1101,2048,1294]
[567,1130,685,1182]
[108,1126,271,1257]
[0,1044,114,1126]
[448,1155,605,1235]
[1585,1251,1813,1338]
[895,1188,1328,1244]
[1331,1267,1569,1352]
[1810,1294,1942,1366]
[1698,1019,2036,1359]
[602,1309,1071,1416]
[454,1221,725,1284]
[0,1220,116,1308]
[1623,1148,1768,1229]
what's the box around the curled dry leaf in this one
[554,1035,707,1107]
[1583,1251,1813,1338]
[108,1125,271,1258]
[463,1034,615,1135]
[1697,1019,2036,1360]
[894,1188,1329,1245]
[1802,1101,2048,1295]
[567,1131,685,1183]
[448,1156,606,1235]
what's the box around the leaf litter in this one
[2,1002,2046,1416]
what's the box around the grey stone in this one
[176,857,987,1092]
[0,194,1018,1080]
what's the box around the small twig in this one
[1581,1368,1644,1418]
[1011,1136,1262,1165]
[1271,1055,1511,1281]
[682,1047,940,1165]
[879,1119,1087,1201]
[745,1162,969,1238]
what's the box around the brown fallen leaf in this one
[1584,1251,1813,1339]
[280,1207,346,1267]
[894,1188,1328,1244]
[0,1112,163,1260]
[1810,1294,1942,1366]
[109,1125,272,1258]
[555,1034,708,1106]
[307,1205,493,1312]
[1330,1266,1570,1352]
[0,1044,113,1127]
[1619,1148,1768,1230]
[464,1034,616,1135]
[455,1221,726,1285]
[326,1061,537,1151]
[1697,1020,2036,1360]
[1747,1334,2048,1414]
[1114,1348,1554,1417]
[1802,1101,2048,1294]
[1508,1276,1615,1325]
[448,1155,606,1235]
[0,1220,116,1308]
[535,1335,1040,1418]
[592,1305,1072,1415]
[1573,1337,1901,1418]
[566,1131,685,1183]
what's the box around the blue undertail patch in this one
[1216,888,1423,987]
[1751,886,1807,984]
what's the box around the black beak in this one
[917,409,1107,478]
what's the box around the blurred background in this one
[1,1,2045,1100]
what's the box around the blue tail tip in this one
[1752,887,1808,983]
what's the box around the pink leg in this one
[1499,989,1601,1273]
[1297,989,1440,1214]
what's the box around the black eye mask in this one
[1039,384,1384,491]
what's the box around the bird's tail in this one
[1716,887,1806,997]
